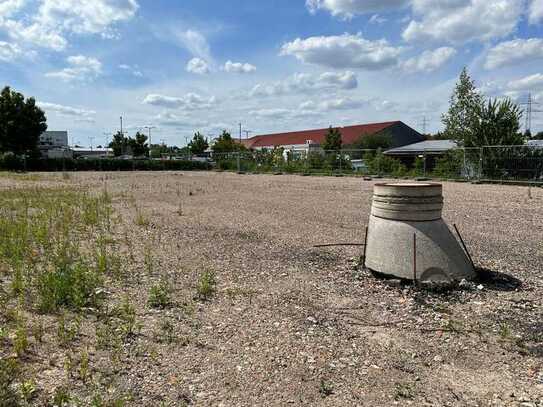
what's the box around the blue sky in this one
[1,0,543,147]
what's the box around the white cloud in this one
[36,0,139,37]
[119,64,143,77]
[142,93,216,110]
[401,47,456,73]
[280,33,402,70]
[1,18,67,51]
[0,41,23,61]
[223,60,256,74]
[369,14,387,24]
[45,55,102,82]
[154,112,207,128]
[0,0,139,51]
[38,102,96,120]
[507,73,543,91]
[0,0,26,18]
[178,29,212,61]
[485,38,543,69]
[403,0,524,44]
[186,57,210,74]
[306,0,409,18]
[248,108,291,119]
[530,0,543,24]
[318,97,367,111]
[298,97,367,113]
[249,71,358,98]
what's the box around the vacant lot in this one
[0,171,542,406]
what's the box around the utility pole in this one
[120,116,123,135]
[239,123,243,168]
[89,136,95,151]
[243,130,252,139]
[143,126,156,158]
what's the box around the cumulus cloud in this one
[0,0,26,18]
[530,0,543,24]
[403,0,524,44]
[280,33,402,70]
[45,55,102,82]
[507,73,543,91]
[249,71,358,98]
[142,93,216,110]
[0,0,139,51]
[318,97,367,111]
[485,38,543,69]
[306,0,409,18]
[248,108,291,119]
[154,112,208,128]
[0,41,24,61]
[223,60,256,73]
[401,47,456,73]
[38,102,96,121]
[186,57,210,74]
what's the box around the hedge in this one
[0,156,212,172]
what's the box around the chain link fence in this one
[209,144,543,183]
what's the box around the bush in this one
[433,151,463,178]
[0,157,211,172]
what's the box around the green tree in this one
[108,132,129,156]
[129,132,149,157]
[212,131,245,154]
[188,132,209,155]
[0,86,47,155]
[471,98,524,146]
[535,131,543,140]
[322,127,342,151]
[442,68,484,146]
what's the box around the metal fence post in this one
[479,147,483,180]
[423,151,427,177]
[462,148,467,180]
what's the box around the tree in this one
[0,86,47,155]
[109,132,129,156]
[129,132,149,157]
[211,131,245,154]
[535,131,543,140]
[442,67,484,146]
[322,127,342,151]
[188,132,209,155]
[471,98,524,147]
[109,132,149,157]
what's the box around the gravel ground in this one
[2,171,543,406]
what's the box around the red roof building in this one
[241,121,424,150]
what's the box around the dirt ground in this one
[1,171,543,406]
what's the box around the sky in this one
[1,0,543,147]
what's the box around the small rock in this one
[434,355,443,363]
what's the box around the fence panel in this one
[210,145,543,183]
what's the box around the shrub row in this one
[0,154,212,172]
